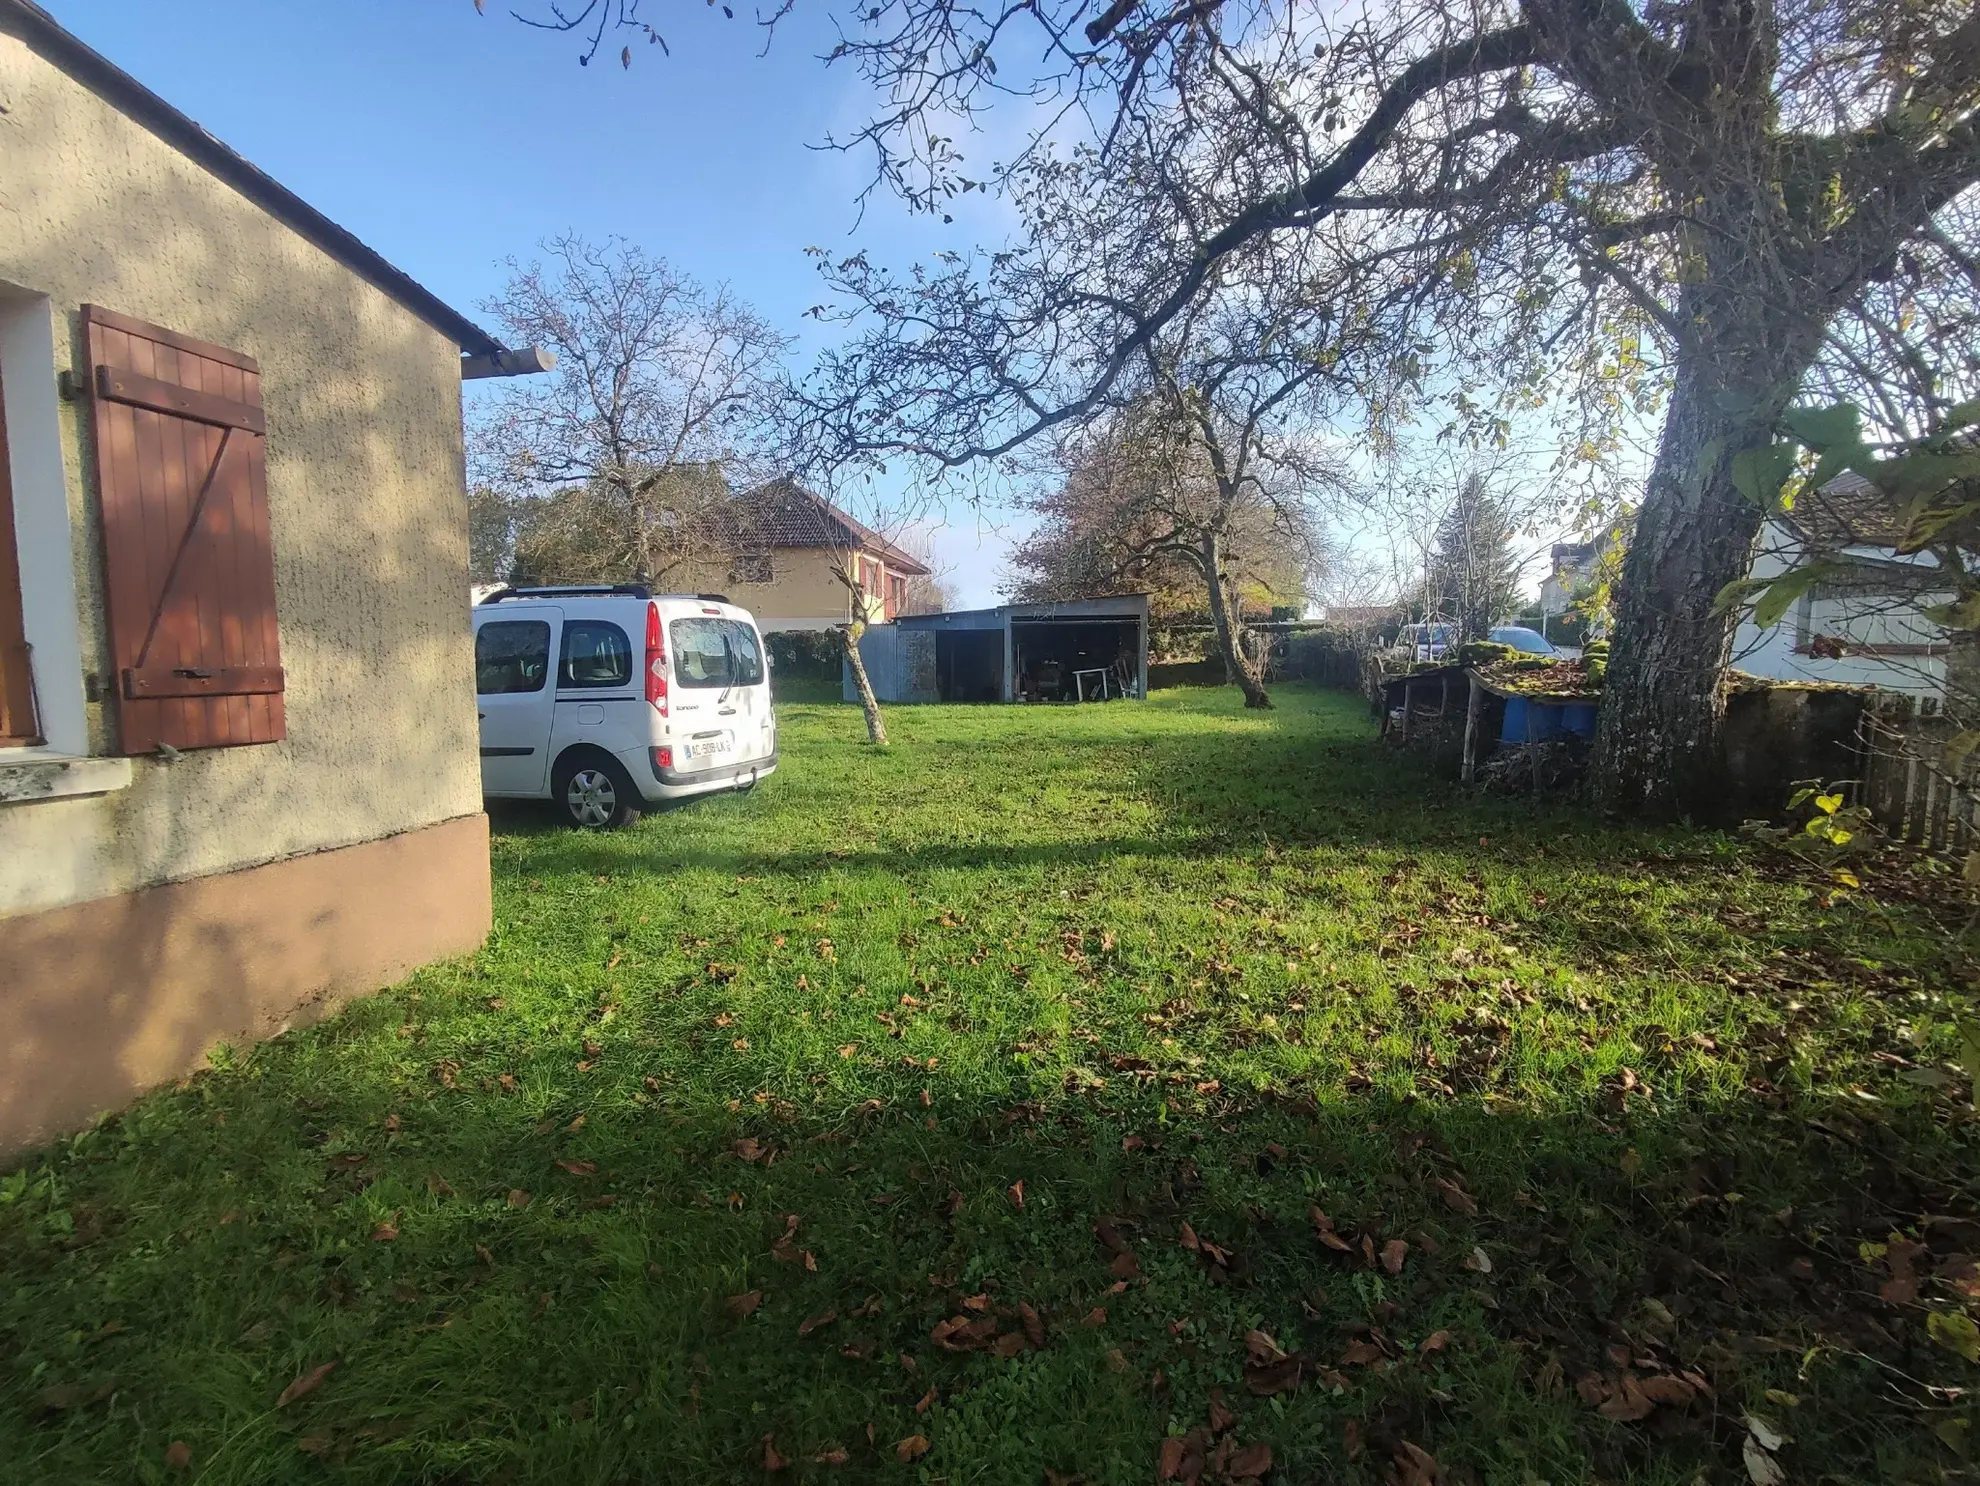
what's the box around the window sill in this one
[0,755,134,806]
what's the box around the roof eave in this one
[0,0,512,364]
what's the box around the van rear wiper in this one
[718,634,739,704]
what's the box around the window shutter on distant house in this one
[83,305,284,754]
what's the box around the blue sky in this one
[45,0,1031,603]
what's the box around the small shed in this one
[846,595,1150,704]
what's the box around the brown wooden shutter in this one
[83,305,284,753]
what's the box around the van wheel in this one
[554,755,643,830]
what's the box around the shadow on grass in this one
[3,1036,1974,1486]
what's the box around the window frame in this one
[0,293,87,760]
[474,619,553,696]
[668,616,765,690]
[557,618,633,691]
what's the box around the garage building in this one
[844,595,1150,704]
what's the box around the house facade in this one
[0,3,543,1152]
[708,479,930,632]
[1733,473,1949,698]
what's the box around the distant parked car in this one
[1488,625,1558,656]
[1395,622,1457,663]
[473,585,777,829]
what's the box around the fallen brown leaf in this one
[164,1441,192,1471]
[1340,1340,1383,1367]
[1208,1390,1236,1435]
[915,1386,938,1414]
[275,1361,336,1408]
[1019,1301,1046,1349]
[1082,1306,1108,1326]
[1225,1441,1272,1479]
[896,1434,930,1464]
[726,1290,763,1319]
[1596,1375,1655,1422]
[1391,1440,1441,1486]
[1244,1357,1303,1396]
[762,1434,787,1472]
[1309,1206,1353,1252]
[371,1216,399,1242]
[813,1446,849,1464]
[1420,1330,1451,1356]
[506,1189,530,1209]
[798,1309,837,1337]
[1433,1177,1478,1216]
[991,1331,1029,1358]
[555,1159,596,1176]
[1343,1420,1363,1460]
[1381,1239,1409,1275]
[1008,1180,1026,1208]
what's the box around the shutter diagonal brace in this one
[132,425,230,675]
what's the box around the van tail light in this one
[650,746,673,772]
[644,601,668,716]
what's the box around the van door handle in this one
[718,707,738,716]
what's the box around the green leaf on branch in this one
[1868,450,1980,501]
[1930,1309,1980,1363]
[1896,497,1980,556]
[1712,575,1771,616]
[1735,562,1841,629]
[1942,397,1980,433]
[1921,593,1980,629]
[1731,442,1799,507]
[1782,402,1863,451]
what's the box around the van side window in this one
[559,620,632,689]
[476,621,551,694]
[670,618,764,688]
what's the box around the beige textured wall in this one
[0,35,483,916]
[689,548,903,627]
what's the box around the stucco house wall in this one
[1733,519,1949,697]
[0,24,491,1152]
[688,546,908,633]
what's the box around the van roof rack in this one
[480,583,652,603]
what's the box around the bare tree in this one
[725,0,1979,810]
[471,235,788,586]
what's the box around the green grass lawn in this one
[6,686,1980,1485]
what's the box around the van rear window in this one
[670,618,764,689]
[559,620,632,688]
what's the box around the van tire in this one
[553,752,643,831]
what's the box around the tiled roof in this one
[730,479,930,575]
[1788,470,1911,549]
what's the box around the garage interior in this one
[1010,619,1141,702]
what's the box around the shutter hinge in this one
[58,368,89,402]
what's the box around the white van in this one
[471,585,777,829]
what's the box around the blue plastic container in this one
[1561,703,1598,738]
[1500,697,1569,744]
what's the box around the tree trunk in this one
[1203,531,1271,709]
[840,618,889,746]
[1588,357,1785,813]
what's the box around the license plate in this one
[685,736,732,761]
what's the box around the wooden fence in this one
[1859,708,1977,851]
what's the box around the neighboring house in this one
[709,478,931,632]
[1537,540,1601,619]
[1734,472,1950,697]
[0,3,548,1152]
